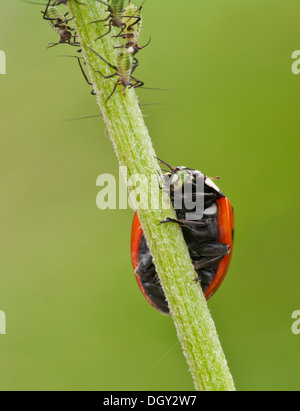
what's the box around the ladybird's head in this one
[157,159,224,196]
[169,167,202,191]
[174,167,224,197]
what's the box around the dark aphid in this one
[88,45,144,101]
[91,0,141,41]
[42,0,79,48]
[131,161,235,315]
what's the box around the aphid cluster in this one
[90,0,148,100]
[38,0,95,91]
[35,0,149,100]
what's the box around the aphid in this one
[42,0,79,48]
[92,0,141,41]
[88,45,144,100]
[119,1,142,38]
[131,161,234,315]
[115,1,149,55]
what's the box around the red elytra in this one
[131,212,157,310]
[131,198,234,305]
[205,197,234,299]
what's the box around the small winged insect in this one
[42,0,79,48]
[92,0,141,41]
[88,45,144,100]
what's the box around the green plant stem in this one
[67,0,235,391]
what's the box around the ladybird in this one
[130,161,234,315]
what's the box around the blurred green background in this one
[0,0,300,391]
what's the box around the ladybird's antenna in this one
[155,157,176,174]
[207,176,221,180]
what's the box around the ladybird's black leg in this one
[194,253,228,270]
[192,242,230,257]
[192,243,230,276]
[135,252,154,277]
[160,218,180,225]
[195,269,215,286]
[160,217,208,227]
